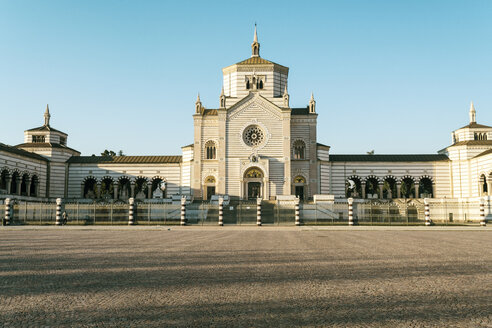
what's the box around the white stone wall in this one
[225,95,286,197]
[67,163,183,198]
[0,150,48,197]
[321,160,451,198]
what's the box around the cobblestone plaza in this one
[0,227,491,327]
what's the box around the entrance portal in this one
[248,182,261,199]
[207,186,216,200]
[295,185,304,200]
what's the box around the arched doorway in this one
[204,176,216,200]
[100,177,114,200]
[383,176,397,199]
[401,177,415,198]
[480,174,487,196]
[346,176,362,198]
[293,175,306,200]
[365,176,379,199]
[419,177,433,198]
[83,177,97,199]
[30,175,39,197]
[244,167,264,199]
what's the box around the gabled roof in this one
[16,142,80,154]
[329,154,449,162]
[67,155,182,164]
[26,125,67,135]
[0,142,48,162]
[458,122,492,130]
[291,107,309,115]
[474,149,492,158]
[203,109,218,116]
[441,140,492,152]
[236,56,287,68]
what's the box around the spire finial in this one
[44,104,51,126]
[469,101,476,123]
[283,85,288,96]
[309,93,316,113]
[220,86,224,96]
[251,24,260,57]
[196,93,201,103]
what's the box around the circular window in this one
[243,125,265,147]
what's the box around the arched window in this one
[293,140,306,160]
[258,80,263,89]
[246,80,250,89]
[32,135,45,143]
[205,141,216,160]
[244,168,263,178]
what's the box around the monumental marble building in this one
[1,28,491,202]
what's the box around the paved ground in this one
[0,227,491,327]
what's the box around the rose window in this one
[243,125,265,147]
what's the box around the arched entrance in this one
[243,167,264,199]
[203,176,216,200]
[293,175,306,200]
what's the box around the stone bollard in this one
[424,198,432,226]
[348,197,354,226]
[4,198,11,226]
[55,198,63,226]
[218,196,224,226]
[295,197,300,226]
[180,196,186,226]
[256,197,262,226]
[480,198,486,227]
[128,198,135,225]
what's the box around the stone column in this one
[96,182,101,199]
[361,181,366,199]
[128,198,135,225]
[295,197,300,226]
[5,175,11,194]
[130,181,135,198]
[432,183,437,198]
[415,182,420,198]
[487,181,492,196]
[180,196,186,226]
[55,198,62,226]
[80,183,85,198]
[147,181,152,199]
[378,182,384,199]
[256,197,262,226]
[396,182,401,198]
[113,181,119,200]
[218,196,224,226]
[4,198,11,226]
[16,178,21,196]
[480,198,486,226]
[26,177,32,197]
[424,198,432,226]
[348,197,354,226]
[36,182,40,198]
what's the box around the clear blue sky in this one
[1,0,491,156]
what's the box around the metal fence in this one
[3,197,490,226]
